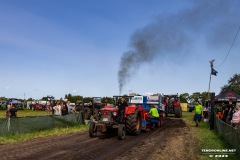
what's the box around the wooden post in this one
[210,92,215,130]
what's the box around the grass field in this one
[0,109,50,118]
[182,112,239,160]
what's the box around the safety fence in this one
[215,116,240,155]
[0,112,85,135]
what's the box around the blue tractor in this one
[127,95,164,132]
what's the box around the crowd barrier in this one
[0,112,85,135]
[215,116,240,155]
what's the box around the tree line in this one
[1,73,239,104]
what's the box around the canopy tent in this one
[10,100,22,104]
[215,89,240,102]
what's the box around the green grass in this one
[0,109,50,118]
[182,112,239,160]
[0,124,89,144]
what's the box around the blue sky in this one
[0,0,239,99]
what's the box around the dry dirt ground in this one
[0,117,199,160]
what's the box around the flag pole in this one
[207,72,212,99]
[208,59,215,99]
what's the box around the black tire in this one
[126,110,142,135]
[84,107,92,120]
[118,124,126,140]
[175,106,182,118]
[89,122,97,137]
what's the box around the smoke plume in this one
[118,0,240,94]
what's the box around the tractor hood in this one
[100,106,119,112]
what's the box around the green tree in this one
[180,93,189,103]
[27,98,34,101]
[41,97,48,101]
[0,97,8,101]
[64,94,83,103]
[189,92,201,103]
[220,73,240,94]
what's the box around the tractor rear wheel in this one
[89,122,97,137]
[118,124,126,140]
[174,106,182,118]
[84,107,92,120]
[126,110,142,135]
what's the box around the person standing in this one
[62,102,68,116]
[231,102,240,128]
[222,102,229,122]
[9,104,18,118]
[227,99,234,124]
[163,97,169,117]
[53,101,62,116]
[5,104,11,118]
[117,97,128,122]
[193,101,203,127]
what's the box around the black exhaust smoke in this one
[118,0,239,94]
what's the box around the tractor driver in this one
[116,96,128,122]
[149,105,159,119]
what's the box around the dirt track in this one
[0,117,198,160]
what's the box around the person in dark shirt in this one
[221,102,228,122]
[9,104,18,118]
[227,100,234,123]
[62,102,69,116]
[117,97,128,122]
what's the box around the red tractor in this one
[163,94,182,118]
[89,96,142,140]
[89,106,127,140]
[89,95,163,139]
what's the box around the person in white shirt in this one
[53,101,62,116]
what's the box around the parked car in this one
[68,103,76,113]
[188,103,195,112]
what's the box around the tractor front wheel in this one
[118,124,126,140]
[89,122,97,137]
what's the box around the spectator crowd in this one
[217,99,240,128]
